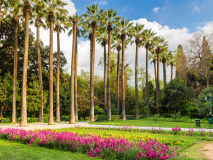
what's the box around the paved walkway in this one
[1,121,213,132]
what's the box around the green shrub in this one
[60,115,70,121]
[0,118,10,123]
[126,115,136,120]
[112,115,121,120]
[85,117,90,121]
[96,115,107,121]
[80,117,84,121]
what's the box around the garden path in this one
[1,121,213,132]
[201,142,213,160]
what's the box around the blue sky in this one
[72,0,213,33]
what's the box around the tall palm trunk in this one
[135,37,140,119]
[70,18,77,124]
[145,42,150,117]
[90,20,97,122]
[121,33,126,120]
[74,27,79,121]
[35,18,44,122]
[48,11,55,125]
[20,1,31,127]
[103,38,107,112]
[116,44,121,110]
[170,63,173,80]
[56,24,60,122]
[156,47,160,114]
[163,57,167,87]
[107,24,112,121]
[0,0,3,29]
[153,60,157,84]
[12,15,19,123]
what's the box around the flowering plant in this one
[0,128,179,159]
[188,128,194,136]
[172,126,181,135]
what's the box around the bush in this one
[0,118,10,123]
[94,105,104,115]
[17,117,39,123]
[60,115,70,122]
[126,115,136,120]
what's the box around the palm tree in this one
[116,18,132,120]
[167,51,175,80]
[129,23,144,119]
[99,9,119,121]
[68,14,83,122]
[47,10,55,125]
[152,36,167,114]
[20,0,31,127]
[96,26,108,113]
[112,34,122,110]
[148,49,157,85]
[54,3,68,122]
[69,17,78,124]
[3,0,21,123]
[0,0,3,28]
[45,0,67,125]
[161,46,169,87]
[31,0,47,122]
[140,29,156,117]
[83,4,100,122]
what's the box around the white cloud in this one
[153,7,160,14]
[99,1,107,5]
[193,6,200,12]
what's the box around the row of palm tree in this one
[0,0,177,126]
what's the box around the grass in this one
[89,119,208,128]
[180,141,211,159]
[0,139,100,160]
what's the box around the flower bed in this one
[0,128,179,159]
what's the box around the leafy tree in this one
[195,86,213,117]
[161,78,194,116]
[27,81,41,116]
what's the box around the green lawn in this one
[89,119,207,128]
[0,139,100,160]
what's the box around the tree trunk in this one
[56,24,60,122]
[12,15,18,123]
[0,3,2,29]
[116,45,121,110]
[48,11,55,125]
[90,21,97,122]
[154,60,157,85]
[103,39,107,112]
[74,28,78,121]
[156,48,160,114]
[170,63,173,80]
[163,57,167,87]
[70,18,77,124]
[0,106,3,118]
[107,24,112,121]
[20,2,31,127]
[35,18,44,123]
[135,38,139,119]
[207,76,209,88]
[121,33,126,120]
[146,42,150,117]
